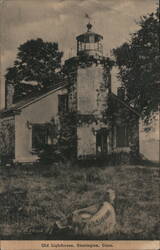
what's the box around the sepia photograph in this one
[0,0,159,244]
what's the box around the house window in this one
[58,94,68,113]
[116,126,129,147]
[32,124,48,150]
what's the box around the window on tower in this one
[58,94,68,113]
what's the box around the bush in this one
[38,144,65,165]
[0,153,14,166]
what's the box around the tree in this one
[113,9,160,121]
[5,38,63,102]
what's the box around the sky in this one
[0,0,157,109]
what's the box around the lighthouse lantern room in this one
[76,23,103,57]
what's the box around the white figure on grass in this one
[72,189,116,236]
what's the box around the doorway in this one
[96,128,108,156]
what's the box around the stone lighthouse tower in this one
[64,23,113,159]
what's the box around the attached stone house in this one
[0,23,140,163]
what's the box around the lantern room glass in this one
[77,41,103,56]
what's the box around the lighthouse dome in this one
[76,23,103,58]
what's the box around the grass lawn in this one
[0,162,159,240]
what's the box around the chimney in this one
[117,87,125,100]
[5,83,15,108]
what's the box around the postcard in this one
[0,0,159,249]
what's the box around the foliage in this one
[0,118,15,164]
[38,145,64,165]
[113,9,160,121]
[63,56,114,75]
[38,112,77,164]
[5,38,63,102]
[57,112,77,159]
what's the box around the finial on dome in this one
[87,22,92,32]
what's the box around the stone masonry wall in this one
[76,61,111,158]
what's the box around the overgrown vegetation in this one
[0,118,15,165]
[57,112,77,159]
[113,8,160,122]
[5,39,64,102]
[0,163,159,240]
[38,112,77,164]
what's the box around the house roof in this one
[111,93,140,116]
[0,82,140,119]
[0,82,68,118]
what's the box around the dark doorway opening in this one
[96,128,108,156]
